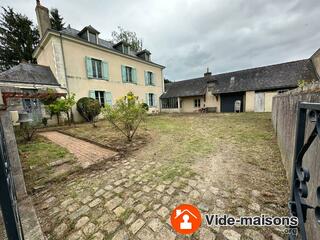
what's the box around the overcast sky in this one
[2,0,320,81]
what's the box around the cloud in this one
[1,0,320,80]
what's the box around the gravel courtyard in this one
[26,113,289,240]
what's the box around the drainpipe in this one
[59,33,74,123]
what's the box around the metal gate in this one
[289,102,320,240]
[0,120,24,240]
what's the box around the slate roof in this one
[59,26,164,68]
[161,59,316,98]
[208,59,316,94]
[0,63,60,86]
[160,78,207,98]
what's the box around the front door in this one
[254,92,265,112]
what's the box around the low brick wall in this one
[272,83,320,239]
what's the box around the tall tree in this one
[50,8,64,31]
[0,7,39,71]
[111,26,143,52]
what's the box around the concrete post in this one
[178,97,181,112]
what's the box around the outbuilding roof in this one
[160,78,207,99]
[161,59,316,98]
[0,63,60,86]
[208,59,316,94]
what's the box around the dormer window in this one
[113,41,131,54]
[78,25,100,44]
[137,49,151,61]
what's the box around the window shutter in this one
[121,65,127,82]
[104,92,112,106]
[85,57,93,78]
[102,61,109,80]
[144,71,148,85]
[151,72,155,85]
[132,68,137,84]
[89,90,95,99]
[145,93,149,106]
[154,94,157,107]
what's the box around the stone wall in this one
[272,82,320,239]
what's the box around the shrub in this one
[102,92,147,141]
[45,94,75,125]
[76,97,101,127]
[42,117,48,127]
[141,102,149,111]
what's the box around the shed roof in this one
[160,78,207,98]
[0,63,60,86]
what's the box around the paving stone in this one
[157,206,169,218]
[245,229,265,240]
[92,232,104,240]
[190,190,201,199]
[83,222,96,236]
[103,192,113,200]
[148,218,164,232]
[172,181,181,188]
[216,199,225,209]
[203,191,213,201]
[166,186,175,195]
[156,185,166,192]
[153,204,161,210]
[67,203,79,212]
[54,222,68,238]
[223,229,241,240]
[114,180,124,186]
[133,191,144,198]
[114,206,126,217]
[198,203,209,212]
[189,179,198,187]
[104,185,113,191]
[142,186,152,192]
[114,186,124,194]
[81,196,93,204]
[155,226,176,240]
[143,211,155,219]
[130,219,145,234]
[112,229,129,240]
[124,197,135,207]
[75,216,90,229]
[270,233,284,240]
[251,190,261,198]
[137,227,155,240]
[104,221,120,234]
[200,228,216,240]
[209,186,219,195]
[97,214,113,225]
[125,213,137,225]
[162,195,171,204]
[134,204,146,214]
[248,202,261,212]
[182,185,192,193]
[67,230,84,240]
[106,197,123,210]
[89,198,102,208]
[61,198,74,208]
[69,205,90,220]
[94,189,105,197]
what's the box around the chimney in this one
[35,0,51,38]
[204,67,212,77]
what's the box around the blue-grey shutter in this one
[145,93,149,106]
[104,92,112,106]
[151,72,155,85]
[132,68,137,84]
[121,65,127,82]
[89,90,95,99]
[154,94,157,107]
[102,61,109,80]
[85,57,93,78]
[144,71,148,85]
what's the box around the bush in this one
[141,102,149,111]
[77,97,101,127]
[102,92,147,141]
[42,117,48,127]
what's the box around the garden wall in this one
[272,82,320,239]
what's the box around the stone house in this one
[33,1,165,121]
[161,56,319,113]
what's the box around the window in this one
[161,98,178,109]
[149,93,154,106]
[123,45,129,54]
[91,59,102,79]
[145,71,154,85]
[89,32,97,44]
[121,65,137,84]
[194,99,201,108]
[95,91,105,107]
[126,66,133,83]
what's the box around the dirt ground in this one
[21,113,289,239]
